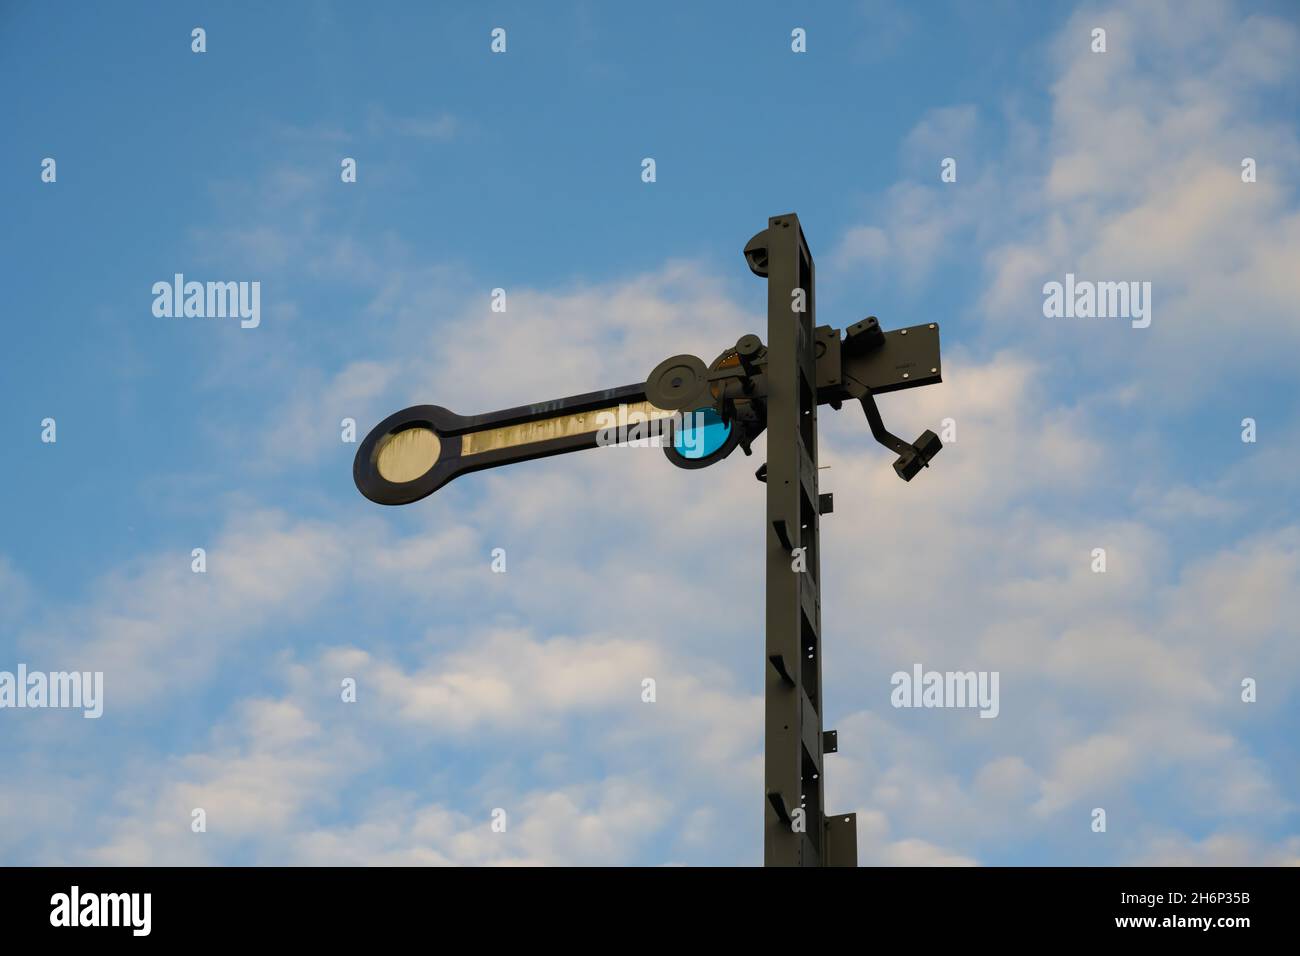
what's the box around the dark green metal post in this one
[763,214,833,865]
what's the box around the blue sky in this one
[2,0,1298,865]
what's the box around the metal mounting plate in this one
[842,323,942,395]
[824,812,858,867]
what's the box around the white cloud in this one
[1132,832,1300,866]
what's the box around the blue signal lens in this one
[674,407,731,459]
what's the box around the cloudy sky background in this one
[2,0,1298,865]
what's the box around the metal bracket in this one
[744,229,771,277]
[766,790,792,825]
[822,729,838,754]
[843,315,885,355]
[841,323,942,396]
[860,393,943,482]
[824,812,858,867]
[768,653,796,687]
[818,493,834,515]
